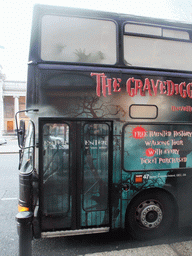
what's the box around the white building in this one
[0,80,29,136]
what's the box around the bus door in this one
[39,119,112,232]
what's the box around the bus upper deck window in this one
[163,29,190,40]
[41,15,117,65]
[124,23,192,71]
[124,24,161,36]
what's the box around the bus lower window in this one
[129,104,158,119]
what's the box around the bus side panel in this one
[166,168,192,226]
[121,121,192,228]
[27,67,192,231]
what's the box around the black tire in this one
[125,190,176,240]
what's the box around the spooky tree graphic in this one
[66,96,126,118]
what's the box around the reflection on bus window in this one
[42,123,70,215]
[83,123,109,212]
[20,121,34,173]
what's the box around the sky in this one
[1,0,192,81]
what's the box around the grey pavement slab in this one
[170,241,192,256]
[83,244,179,256]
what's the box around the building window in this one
[4,96,14,118]
[19,96,27,118]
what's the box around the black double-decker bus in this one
[16,4,192,255]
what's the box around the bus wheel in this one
[125,190,175,240]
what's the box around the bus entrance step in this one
[41,227,110,238]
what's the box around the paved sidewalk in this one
[0,136,19,154]
[84,244,178,256]
[83,241,192,256]
[83,239,192,256]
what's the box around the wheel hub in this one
[136,200,163,229]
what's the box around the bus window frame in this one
[123,22,191,42]
[123,22,192,71]
[39,14,119,66]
